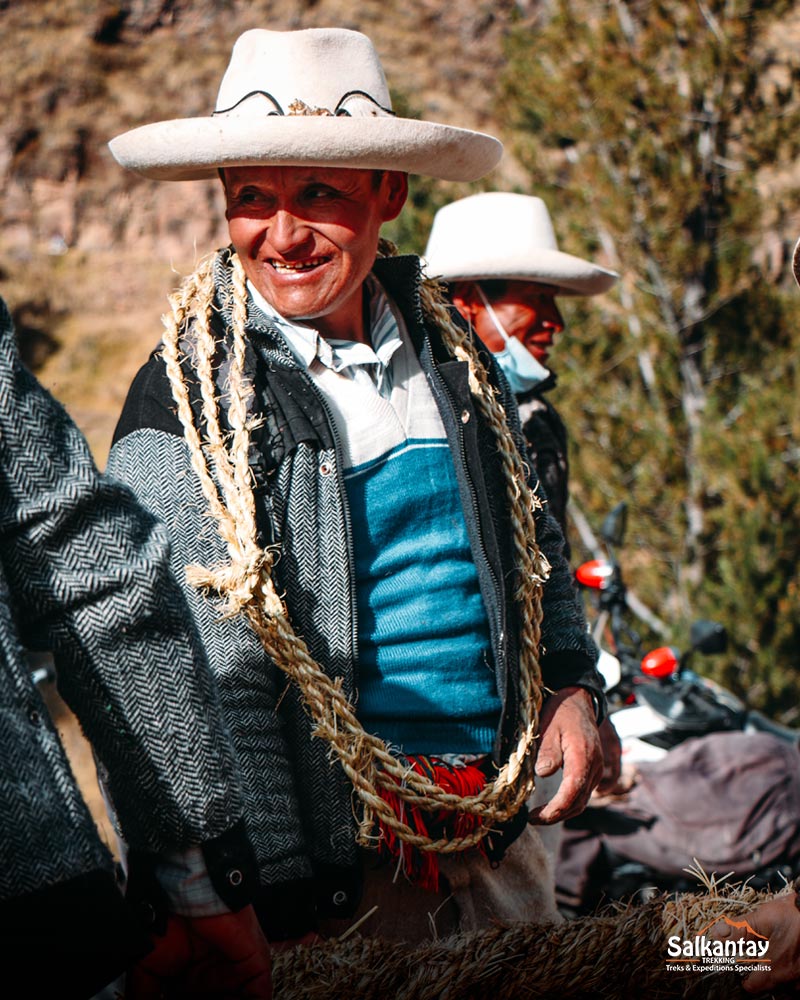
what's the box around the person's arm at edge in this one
[0,299,269,991]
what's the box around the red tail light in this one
[641,646,679,678]
[575,559,614,590]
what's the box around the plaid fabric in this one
[250,273,403,397]
[155,847,229,917]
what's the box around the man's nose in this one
[267,209,310,253]
[541,300,565,334]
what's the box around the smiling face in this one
[452,280,565,363]
[223,165,408,342]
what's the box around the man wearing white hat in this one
[426,192,623,804]
[107,27,606,950]
[425,191,619,541]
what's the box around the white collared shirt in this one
[247,272,447,473]
[248,273,403,397]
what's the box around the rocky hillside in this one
[0,0,532,459]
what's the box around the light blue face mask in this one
[476,286,550,394]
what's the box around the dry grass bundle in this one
[272,872,783,999]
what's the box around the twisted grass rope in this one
[159,246,549,853]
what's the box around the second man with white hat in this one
[425,191,619,539]
[425,192,623,803]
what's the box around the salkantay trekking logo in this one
[665,916,771,975]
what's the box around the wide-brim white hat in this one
[424,192,619,295]
[108,28,502,183]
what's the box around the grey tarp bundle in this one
[557,731,800,909]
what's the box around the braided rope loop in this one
[159,247,549,853]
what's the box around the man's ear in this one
[380,171,409,222]
[450,281,479,322]
[219,168,232,220]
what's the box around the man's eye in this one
[228,187,270,209]
[305,186,336,201]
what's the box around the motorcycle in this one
[555,502,800,915]
[577,501,799,761]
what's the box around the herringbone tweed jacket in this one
[108,251,604,938]
[0,296,253,920]
[516,377,571,553]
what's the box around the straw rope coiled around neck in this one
[159,245,550,854]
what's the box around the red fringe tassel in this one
[375,756,488,892]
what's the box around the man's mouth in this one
[269,257,329,273]
[528,335,553,354]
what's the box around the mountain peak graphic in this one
[697,915,769,940]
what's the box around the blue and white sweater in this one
[250,277,500,754]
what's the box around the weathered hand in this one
[594,716,623,794]
[528,686,603,825]
[126,904,272,999]
[710,893,800,994]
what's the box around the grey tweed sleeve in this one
[0,299,247,860]
[107,426,312,886]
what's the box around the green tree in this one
[501,0,800,717]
